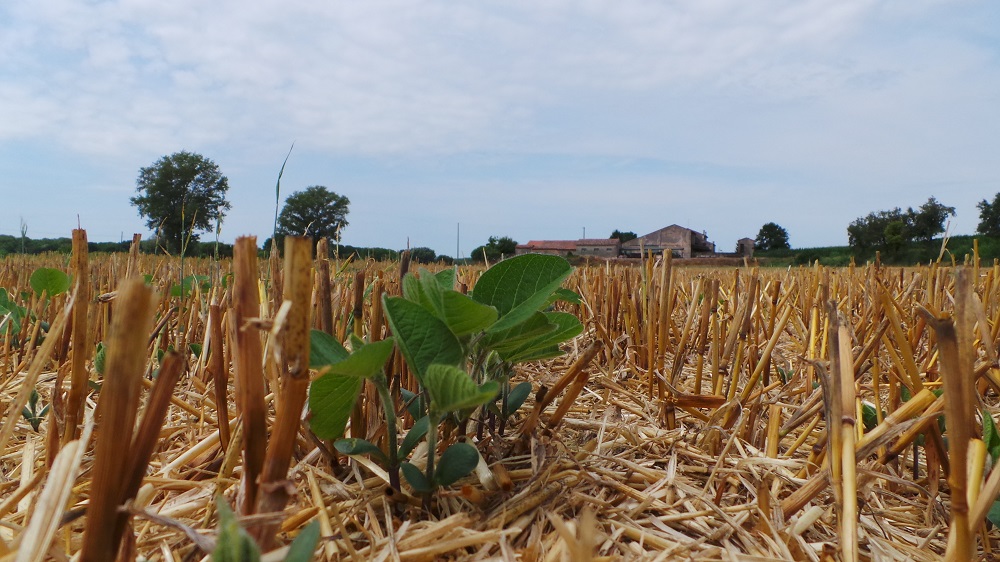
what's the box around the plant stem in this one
[374,374,400,491]
[424,412,439,511]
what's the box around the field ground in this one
[0,244,994,560]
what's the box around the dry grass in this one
[0,242,998,560]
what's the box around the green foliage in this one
[470,236,518,263]
[984,410,1000,465]
[308,333,394,440]
[610,230,637,243]
[409,247,437,264]
[131,151,231,254]
[434,443,480,486]
[285,521,321,562]
[424,364,499,416]
[847,197,955,252]
[978,193,1000,237]
[29,268,71,298]
[276,185,350,243]
[21,388,49,432]
[212,497,261,562]
[0,288,27,336]
[170,274,212,297]
[755,222,790,251]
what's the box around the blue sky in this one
[1,1,998,257]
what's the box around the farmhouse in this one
[516,226,754,259]
[620,225,716,258]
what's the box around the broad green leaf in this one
[285,520,321,562]
[326,338,395,379]
[472,254,572,333]
[547,287,583,306]
[401,462,432,493]
[308,374,364,439]
[334,438,389,466]
[398,416,430,459]
[985,410,1000,464]
[212,497,261,562]
[502,312,582,363]
[504,381,533,417]
[435,442,480,486]
[424,364,500,414]
[481,312,557,355]
[383,296,463,381]
[29,268,71,298]
[402,271,440,314]
[309,330,349,368]
[189,343,203,358]
[435,268,456,290]
[504,345,563,363]
[440,292,497,337]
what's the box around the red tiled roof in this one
[577,239,620,246]
[517,240,578,251]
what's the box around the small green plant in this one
[212,496,319,561]
[308,254,583,505]
[21,389,49,432]
[29,267,71,298]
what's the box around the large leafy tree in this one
[131,151,231,253]
[276,186,350,243]
[754,222,790,251]
[471,236,517,262]
[909,196,955,242]
[978,193,1000,237]
[610,230,638,243]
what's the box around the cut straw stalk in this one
[252,236,313,549]
[232,236,268,515]
[829,308,858,562]
[79,277,156,562]
[63,228,90,445]
[923,268,974,561]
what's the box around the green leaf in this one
[989,499,1000,529]
[308,374,364,440]
[285,520,321,562]
[29,268,71,298]
[502,312,582,363]
[334,438,389,466]
[400,388,423,420]
[309,330,350,368]
[472,254,572,333]
[189,343,203,358]
[435,268,456,290]
[547,287,583,306]
[325,338,395,379]
[481,312,557,355]
[505,381,533,417]
[212,497,261,562]
[439,292,497,337]
[985,410,1000,464]
[435,442,480,486]
[398,416,430,459]
[424,364,500,415]
[94,342,106,375]
[383,296,463,381]
[861,402,879,432]
[401,462,432,493]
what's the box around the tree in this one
[276,186,350,243]
[471,236,517,262]
[848,207,908,251]
[909,196,955,242]
[131,151,231,253]
[754,223,790,251]
[409,247,437,264]
[978,193,1000,237]
[610,230,638,243]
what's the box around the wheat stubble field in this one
[0,231,995,561]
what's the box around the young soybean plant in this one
[308,254,582,503]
